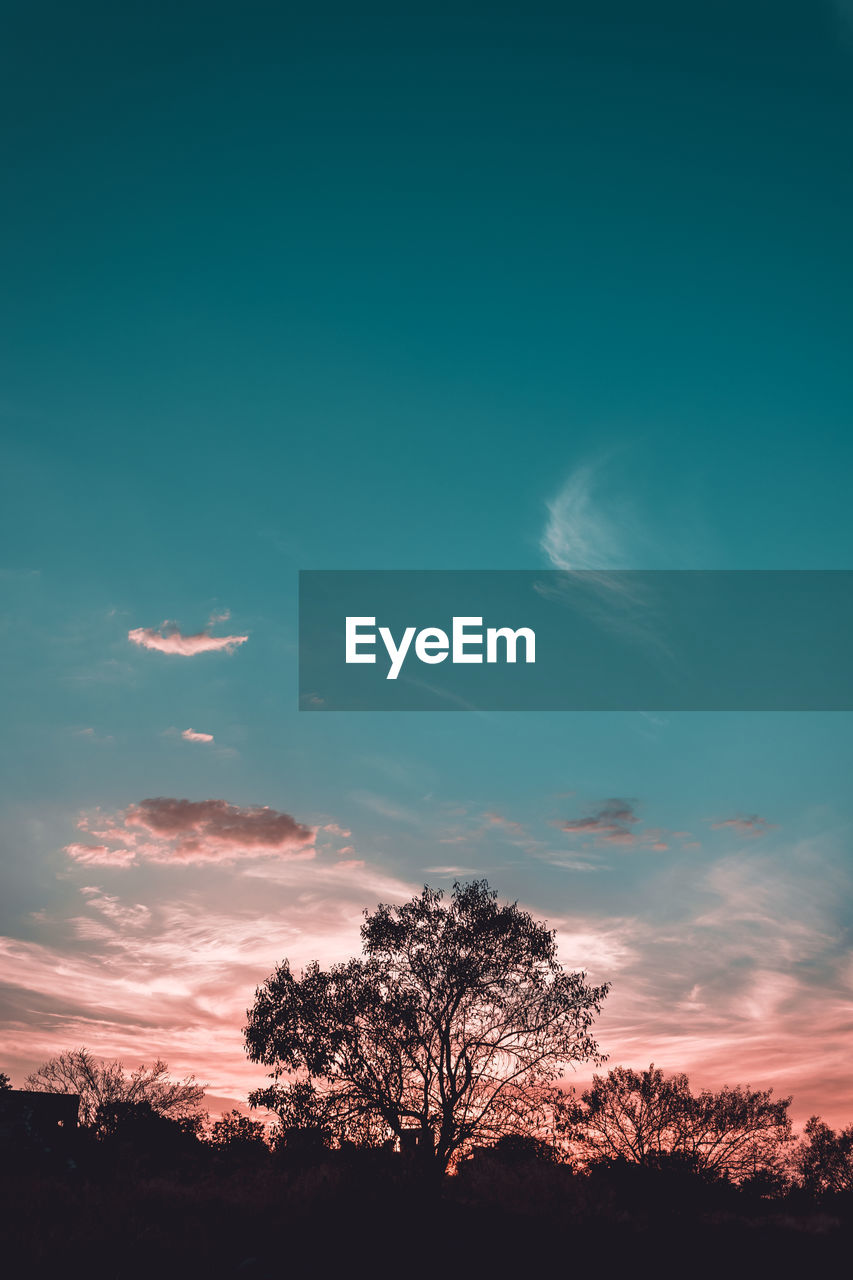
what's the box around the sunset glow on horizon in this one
[2,781,851,1128]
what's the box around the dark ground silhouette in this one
[2,1113,852,1279]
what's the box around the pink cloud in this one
[182,729,214,744]
[66,798,316,866]
[128,624,248,656]
[63,843,135,867]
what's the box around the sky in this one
[1,0,852,1124]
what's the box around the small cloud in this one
[74,727,114,745]
[64,843,135,867]
[323,823,352,838]
[560,798,640,846]
[83,890,151,930]
[182,729,214,744]
[537,854,603,872]
[422,865,481,876]
[710,815,775,839]
[350,791,422,825]
[482,811,525,836]
[65,798,316,866]
[301,693,326,707]
[128,623,248,656]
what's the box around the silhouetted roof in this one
[0,1089,80,1131]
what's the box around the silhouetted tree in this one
[0,1071,10,1090]
[26,1048,205,1130]
[95,1098,203,1141]
[245,880,609,1176]
[248,1079,333,1153]
[793,1115,853,1194]
[563,1064,792,1181]
[207,1108,269,1152]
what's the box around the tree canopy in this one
[563,1063,792,1181]
[26,1047,206,1130]
[245,879,609,1174]
[207,1109,269,1152]
[794,1116,853,1194]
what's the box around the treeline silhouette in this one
[3,1057,853,1278]
[2,882,852,1275]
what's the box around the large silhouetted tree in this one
[563,1063,792,1180]
[245,880,609,1175]
[26,1048,206,1130]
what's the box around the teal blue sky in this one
[1,1,852,1120]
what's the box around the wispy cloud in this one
[710,814,775,838]
[322,822,352,838]
[128,621,248,656]
[0,859,417,1107]
[66,798,316,866]
[590,835,853,1122]
[541,462,629,571]
[482,811,526,837]
[3,820,851,1125]
[423,865,482,876]
[350,790,423,825]
[74,727,115,745]
[538,461,668,657]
